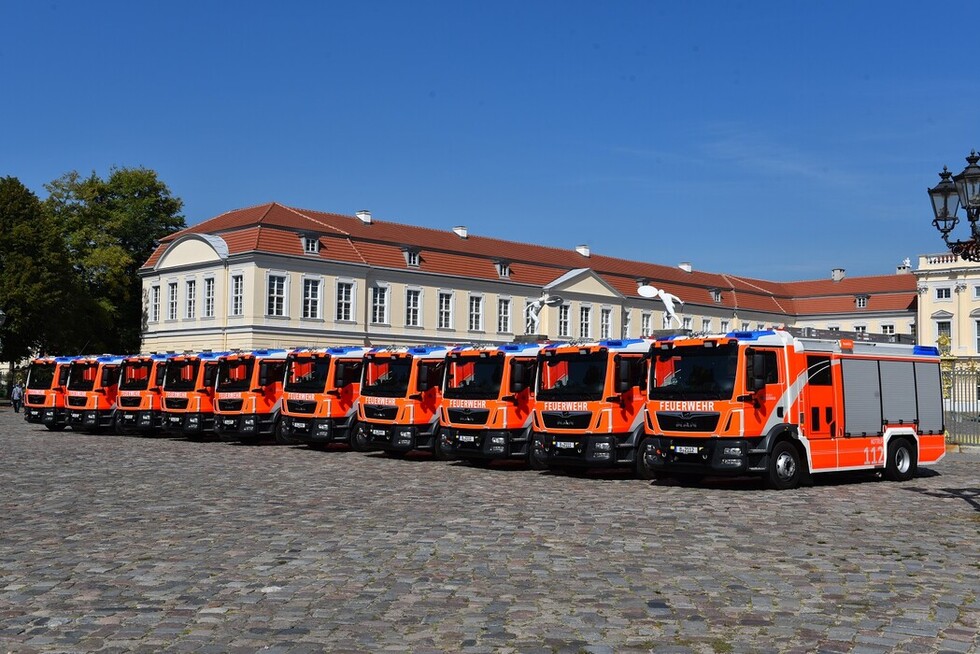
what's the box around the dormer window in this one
[303,236,320,254]
[495,260,511,278]
[403,248,421,268]
[709,288,723,303]
[855,295,869,309]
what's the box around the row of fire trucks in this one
[21,329,947,489]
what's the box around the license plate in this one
[371,428,386,437]
[556,441,576,449]
[293,421,306,428]
[458,435,476,443]
[224,419,236,426]
[675,445,700,454]
[169,416,181,423]
[70,412,81,419]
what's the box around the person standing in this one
[10,381,23,413]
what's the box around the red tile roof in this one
[141,202,917,318]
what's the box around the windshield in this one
[26,363,56,390]
[119,361,153,391]
[536,353,607,402]
[217,358,255,392]
[164,360,200,392]
[444,356,504,400]
[285,354,331,393]
[67,362,97,392]
[648,342,738,401]
[361,358,412,397]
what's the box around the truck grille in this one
[656,412,720,432]
[218,399,243,412]
[165,398,189,410]
[118,397,141,408]
[287,399,316,414]
[27,394,45,405]
[363,405,398,420]
[67,396,87,408]
[447,408,490,425]
[540,411,592,429]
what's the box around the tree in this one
[44,167,186,353]
[0,177,80,362]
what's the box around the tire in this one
[884,437,917,482]
[635,438,657,480]
[45,424,67,432]
[766,440,803,490]
[528,432,549,470]
[273,417,291,445]
[431,428,454,461]
[350,423,370,452]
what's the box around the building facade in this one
[139,203,920,353]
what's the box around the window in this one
[438,291,453,329]
[497,298,511,333]
[149,285,160,322]
[710,289,722,303]
[854,325,867,333]
[336,281,354,321]
[683,317,693,330]
[641,312,651,336]
[882,324,895,335]
[856,295,868,309]
[937,320,951,340]
[600,308,612,339]
[807,355,832,386]
[558,305,570,337]
[579,306,592,339]
[468,295,484,331]
[702,318,712,332]
[371,286,389,324]
[267,275,287,317]
[720,320,729,333]
[403,249,420,267]
[303,236,320,254]
[185,280,196,319]
[496,261,511,278]
[623,310,632,338]
[303,279,321,319]
[406,289,421,327]
[231,275,244,316]
[936,287,951,300]
[167,282,178,321]
[203,278,215,318]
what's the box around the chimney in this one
[831,268,845,282]
[576,244,590,257]
[896,258,912,275]
[355,210,372,225]
[678,262,692,273]
[453,225,468,239]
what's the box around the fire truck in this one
[64,354,126,431]
[212,349,288,442]
[355,345,450,457]
[161,351,229,437]
[441,342,542,464]
[114,353,174,434]
[640,329,946,489]
[532,338,652,469]
[23,355,79,431]
[279,346,370,447]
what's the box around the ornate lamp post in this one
[929,150,980,261]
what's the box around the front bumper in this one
[116,410,166,432]
[641,437,764,475]
[163,412,215,434]
[66,409,114,430]
[447,428,528,460]
[25,406,63,425]
[214,412,277,437]
[360,422,440,452]
[540,433,635,467]
[281,415,353,444]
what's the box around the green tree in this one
[0,177,80,362]
[44,167,185,353]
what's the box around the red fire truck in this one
[532,338,652,470]
[279,346,370,447]
[640,329,946,489]
[355,345,450,457]
[441,342,541,465]
[23,355,79,431]
[161,351,229,437]
[115,352,174,434]
[213,349,288,442]
[64,354,126,432]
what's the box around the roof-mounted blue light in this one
[913,345,940,356]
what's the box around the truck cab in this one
[355,345,450,456]
[64,354,126,431]
[441,342,541,465]
[640,329,946,489]
[115,353,174,434]
[23,355,78,431]
[213,349,288,442]
[161,351,229,437]
[532,338,651,470]
[279,346,370,447]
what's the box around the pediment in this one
[543,268,622,299]
[930,309,954,319]
[155,234,229,270]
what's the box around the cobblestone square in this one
[1,409,978,653]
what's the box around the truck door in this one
[803,355,837,470]
[743,348,782,435]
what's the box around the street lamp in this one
[929,150,980,261]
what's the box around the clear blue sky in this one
[3,1,978,281]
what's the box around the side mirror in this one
[615,359,631,393]
[416,377,430,393]
[334,362,346,383]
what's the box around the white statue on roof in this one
[638,284,685,329]
[525,292,564,335]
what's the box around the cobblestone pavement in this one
[1,409,979,654]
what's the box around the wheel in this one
[766,440,803,490]
[884,437,917,482]
[431,428,454,461]
[350,423,370,452]
[635,438,656,480]
[273,417,291,445]
[528,432,549,470]
[44,424,67,432]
